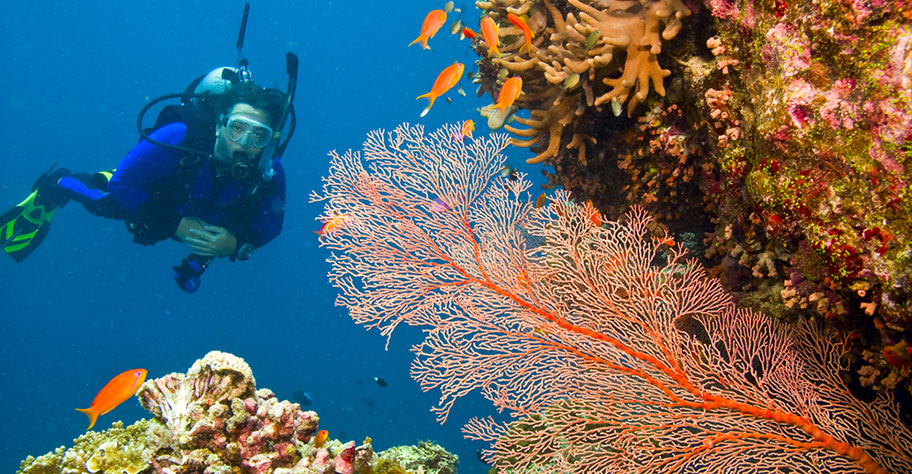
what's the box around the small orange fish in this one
[314,429,330,448]
[409,10,447,49]
[460,119,475,139]
[657,236,676,247]
[884,341,911,370]
[76,368,147,430]
[315,214,347,239]
[506,13,534,55]
[480,16,501,57]
[517,269,530,288]
[462,27,478,40]
[493,76,522,115]
[583,200,602,227]
[417,62,465,117]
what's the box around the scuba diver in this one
[0,4,297,293]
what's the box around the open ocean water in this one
[0,2,548,473]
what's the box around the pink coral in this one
[334,441,355,474]
[763,23,812,77]
[137,351,325,473]
[819,78,859,130]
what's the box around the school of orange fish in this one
[410,3,528,128]
[313,3,534,239]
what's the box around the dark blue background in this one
[1,2,551,473]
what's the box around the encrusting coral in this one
[376,441,458,474]
[18,421,153,474]
[136,350,370,473]
[473,0,691,164]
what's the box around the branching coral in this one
[475,0,691,164]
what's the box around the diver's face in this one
[214,103,271,162]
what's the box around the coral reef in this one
[18,421,153,474]
[472,0,692,164]
[693,0,912,397]
[19,351,385,474]
[469,0,912,399]
[136,350,371,474]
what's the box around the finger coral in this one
[474,0,691,164]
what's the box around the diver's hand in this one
[184,225,238,258]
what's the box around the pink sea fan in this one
[313,123,912,473]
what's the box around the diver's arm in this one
[107,123,188,245]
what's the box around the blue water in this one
[0,2,549,473]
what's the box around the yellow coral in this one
[476,0,691,163]
[18,420,154,474]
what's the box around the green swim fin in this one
[1,166,71,262]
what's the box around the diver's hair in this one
[217,83,286,129]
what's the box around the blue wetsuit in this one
[58,122,285,256]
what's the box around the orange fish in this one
[460,119,475,139]
[493,76,522,114]
[506,13,534,54]
[409,10,447,49]
[884,341,911,370]
[76,368,147,430]
[315,214,347,239]
[462,27,478,40]
[583,200,602,227]
[517,268,530,288]
[480,16,501,57]
[417,62,465,117]
[314,429,330,448]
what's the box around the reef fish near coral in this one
[506,13,534,55]
[493,76,522,114]
[314,429,329,448]
[408,9,447,50]
[416,62,464,117]
[480,16,500,57]
[75,368,147,430]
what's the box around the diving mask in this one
[222,114,274,148]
